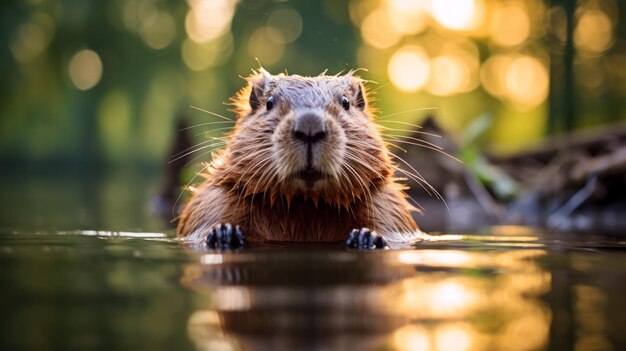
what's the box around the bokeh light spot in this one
[98,91,131,158]
[247,27,285,65]
[575,10,614,54]
[68,49,103,91]
[386,0,429,35]
[427,55,472,96]
[361,8,401,49]
[267,7,303,44]
[481,54,511,98]
[182,34,233,71]
[388,45,431,92]
[435,325,472,351]
[9,12,55,63]
[392,325,430,351]
[185,0,236,43]
[504,55,549,109]
[140,11,176,49]
[432,0,480,31]
[490,5,530,47]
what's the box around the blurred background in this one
[1,0,625,232]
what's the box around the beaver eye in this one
[266,96,275,111]
[341,96,350,111]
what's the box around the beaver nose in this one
[292,113,327,144]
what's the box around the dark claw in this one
[346,227,387,250]
[206,223,245,250]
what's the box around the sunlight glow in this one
[185,0,236,43]
[436,281,472,312]
[397,250,472,267]
[200,254,224,265]
[212,287,251,310]
[435,325,472,351]
[388,45,430,92]
[386,0,429,35]
[431,0,481,31]
[392,325,430,351]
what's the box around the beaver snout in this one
[292,112,327,144]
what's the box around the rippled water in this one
[1,227,626,351]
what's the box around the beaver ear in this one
[343,71,367,110]
[346,77,367,111]
[354,81,366,110]
[248,68,273,111]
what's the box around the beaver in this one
[176,69,419,249]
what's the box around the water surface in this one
[1,227,626,351]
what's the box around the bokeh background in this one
[1,0,625,232]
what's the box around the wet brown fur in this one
[177,69,418,243]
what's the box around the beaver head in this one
[212,69,393,206]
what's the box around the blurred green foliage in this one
[1,0,625,169]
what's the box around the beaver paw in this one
[206,223,245,250]
[346,228,387,250]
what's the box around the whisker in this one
[190,105,233,121]
[169,141,224,163]
[180,121,234,131]
[381,135,461,163]
[193,126,234,137]
[382,134,443,150]
[172,137,225,159]
[172,166,205,218]
[376,107,438,120]
[378,125,442,138]
[346,147,429,192]
[184,143,226,166]
[366,82,390,94]
[391,166,433,197]
[387,152,451,214]
[382,140,408,153]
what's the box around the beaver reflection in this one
[182,250,413,350]
[180,248,552,351]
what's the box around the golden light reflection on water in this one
[183,247,552,351]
